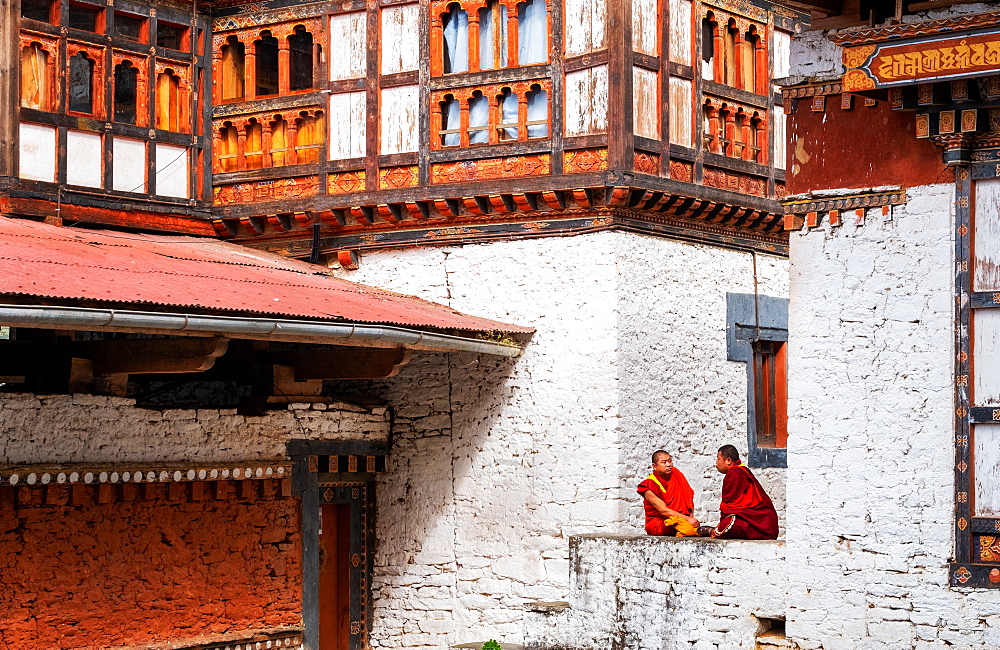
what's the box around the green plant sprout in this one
[482,641,502,650]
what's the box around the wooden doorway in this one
[318,502,351,650]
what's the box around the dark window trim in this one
[726,292,788,468]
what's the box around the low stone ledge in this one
[526,534,787,650]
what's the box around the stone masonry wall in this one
[786,184,1000,648]
[526,536,786,650]
[0,483,300,649]
[334,232,788,648]
[0,394,390,464]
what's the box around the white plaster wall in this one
[786,184,1000,648]
[528,535,787,649]
[0,394,389,464]
[334,232,789,648]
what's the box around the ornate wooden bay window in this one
[431,0,549,76]
[212,19,320,104]
[703,98,767,164]
[700,9,767,95]
[431,81,550,149]
[17,0,203,199]
[213,109,325,172]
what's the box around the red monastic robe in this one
[637,468,694,536]
[717,463,779,540]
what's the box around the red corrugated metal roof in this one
[0,216,532,334]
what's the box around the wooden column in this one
[0,0,20,178]
[459,96,470,147]
[278,40,290,95]
[506,10,518,68]
[245,46,257,100]
[468,14,480,71]
[607,0,634,170]
[236,125,248,170]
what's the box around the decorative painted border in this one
[0,462,291,486]
[831,11,1000,47]
[780,189,906,230]
[163,629,303,650]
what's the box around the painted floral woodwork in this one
[214,175,320,205]
[564,149,608,173]
[430,154,550,183]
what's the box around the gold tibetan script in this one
[843,30,1000,91]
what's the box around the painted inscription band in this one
[843,28,1000,91]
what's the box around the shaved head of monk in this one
[716,444,741,473]
[651,450,673,479]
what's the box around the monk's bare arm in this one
[643,491,699,527]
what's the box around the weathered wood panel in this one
[381,4,419,75]
[773,109,786,171]
[18,123,56,182]
[155,144,190,198]
[975,178,1000,292]
[564,66,608,136]
[112,137,147,193]
[565,0,607,56]
[668,0,692,64]
[974,424,1000,516]
[66,130,103,188]
[380,85,419,154]
[329,92,367,160]
[633,66,659,139]
[975,308,1000,405]
[668,77,692,147]
[772,30,791,79]
[632,0,658,56]
[329,12,367,81]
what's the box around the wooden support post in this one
[0,0,20,178]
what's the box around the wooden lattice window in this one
[157,22,188,50]
[701,16,716,81]
[220,36,245,100]
[439,95,461,146]
[217,123,239,172]
[525,83,548,139]
[295,112,324,164]
[20,43,52,111]
[516,0,547,65]
[68,2,102,32]
[497,88,518,141]
[155,69,183,132]
[723,20,738,87]
[751,340,787,449]
[468,91,489,144]
[478,1,507,70]
[442,3,469,73]
[21,0,55,23]
[114,13,145,41]
[245,120,264,170]
[113,60,139,124]
[255,31,280,96]
[269,116,289,166]
[289,26,315,91]
[68,51,95,114]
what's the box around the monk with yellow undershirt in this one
[636,450,699,537]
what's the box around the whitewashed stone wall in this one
[527,536,786,650]
[334,232,788,648]
[0,393,389,464]
[786,184,1000,648]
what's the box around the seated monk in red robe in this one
[636,450,699,536]
[702,444,779,540]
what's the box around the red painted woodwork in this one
[0,484,301,648]
[0,197,217,235]
[786,96,953,194]
[318,503,351,650]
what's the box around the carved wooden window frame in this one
[429,0,550,77]
[952,165,1000,588]
[19,34,59,111]
[703,97,768,164]
[66,42,105,118]
[701,8,768,96]
[429,78,551,150]
[211,19,322,105]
